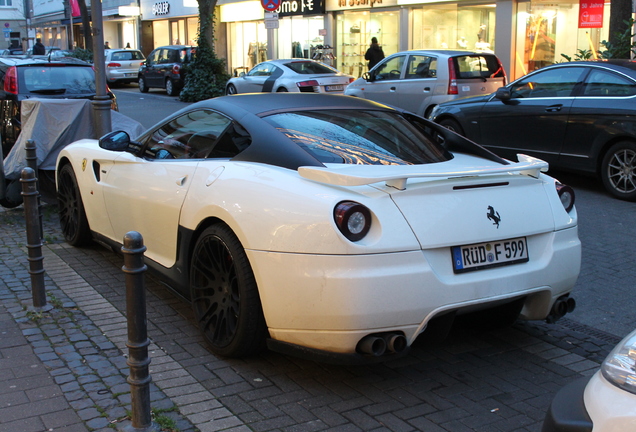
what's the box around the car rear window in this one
[262,109,451,165]
[111,51,145,61]
[283,61,337,75]
[453,55,505,79]
[18,65,95,95]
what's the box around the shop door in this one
[170,20,186,45]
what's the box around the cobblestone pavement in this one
[0,198,627,432]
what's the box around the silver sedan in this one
[225,59,354,94]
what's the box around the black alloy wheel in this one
[138,77,149,93]
[439,118,464,135]
[57,164,91,246]
[601,141,636,201]
[190,224,267,357]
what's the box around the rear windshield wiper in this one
[29,88,67,94]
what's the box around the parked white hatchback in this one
[345,49,507,118]
[104,48,145,85]
[543,328,636,431]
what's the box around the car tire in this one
[226,84,238,95]
[190,224,267,358]
[57,164,91,246]
[276,87,288,92]
[165,79,179,96]
[138,77,149,93]
[601,141,636,201]
[438,118,464,136]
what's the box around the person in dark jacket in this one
[32,38,45,55]
[364,37,385,70]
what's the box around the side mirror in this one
[495,87,511,101]
[239,71,246,77]
[363,72,374,82]
[99,131,132,152]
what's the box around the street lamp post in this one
[90,0,111,139]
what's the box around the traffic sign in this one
[261,0,280,12]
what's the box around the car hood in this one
[300,153,572,249]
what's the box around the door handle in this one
[176,176,187,186]
[545,105,563,112]
[423,87,431,92]
[390,87,397,91]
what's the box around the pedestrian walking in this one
[364,37,385,70]
[33,38,45,55]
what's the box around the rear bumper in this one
[542,376,593,432]
[249,226,580,354]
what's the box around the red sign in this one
[261,0,281,11]
[579,0,604,28]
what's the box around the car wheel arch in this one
[596,136,636,173]
[598,138,636,200]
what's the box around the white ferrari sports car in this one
[56,93,581,363]
[225,59,354,95]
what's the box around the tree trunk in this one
[77,0,93,50]
[198,0,216,49]
[609,0,633,57]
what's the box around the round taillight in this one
[334,201,371,242]
[556,183,575,212]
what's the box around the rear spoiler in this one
[299,154,548,190]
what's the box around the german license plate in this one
[325,85,344,91]
[451,237,528,273]
[125,73,136,77]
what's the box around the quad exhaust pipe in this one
[357,332,408,357]
[546,295,576,324]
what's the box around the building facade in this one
[0,0,28,51]
[138,0,615,81]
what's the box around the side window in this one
[374,56,406,81]
[147,50,159,65]
[583,70,636,97]
[509,67,586,99]
[247,63,275,77]
[405,55,436,79]
[141,110,235,160]
[158,49,173,64]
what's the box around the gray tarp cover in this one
[3,98,145,179]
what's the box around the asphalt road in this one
[112,85,636,339]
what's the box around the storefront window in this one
[153,21,170,47]
[336,10,399,78]
[171,20,186,45]
[515,0,610,78]
[277,16,325,61]
[411,4,495,52]
[227,21,267,75]
[187,18,198,45]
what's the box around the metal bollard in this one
[20,167,47,309]
[25,140,43,240]
[121,232,159,432]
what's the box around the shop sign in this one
[277,0,326,16]
[578,0,603,28]
[326,0,397,11]
[153,1,170,15]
